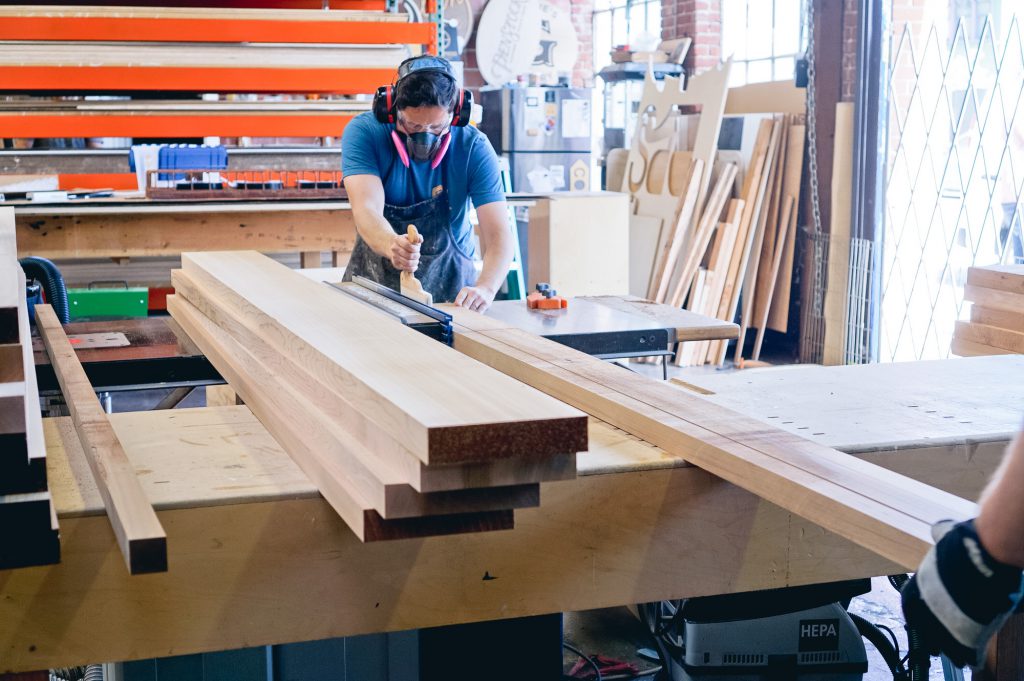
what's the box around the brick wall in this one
[661,0,722,74]
[461,0,596,96]
[841,0,858,101]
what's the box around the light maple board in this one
[35,305,165,574]
[177,251,588,465]
[445,307,977,570]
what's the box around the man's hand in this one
[901,519,1024,668]
[454,285,496,312]
[390,234,421,272]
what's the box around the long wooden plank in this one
[964,284,1024,314]
[180,251,588,465]
[167,295,515,539]
[951,337,1015,357]
[727,116,784,365]
[170,273,551,509]
[966,265,1024,294]
[649,158,704,303]
[822,102,855,365]
[752,195,795,360]
[704,118,774,364]
[668,163,738,310]
[971,305,1024,333]
[15,206,356,259]
[954,321,1024,353]
[35,304,165,574]
[767,121,806,332]
[445,308,977,569]
[173,269,575,493]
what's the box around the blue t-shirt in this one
[342,112,505,257]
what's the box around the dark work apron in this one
[343,154,477,304]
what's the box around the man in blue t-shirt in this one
[341,56,512,311]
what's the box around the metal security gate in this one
[882,15,1024,361]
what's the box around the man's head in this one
[374,56,471,167]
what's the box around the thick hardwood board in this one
[168,295,521,535]
[964,284,1024,314]
[446,309,976,569]
[951,337,1015,357]
[180,251,588,465]
[954,321,1024,353]
[177,269,578,493]
[35,305,165,574]
[970,305,1024,333]
[966,264,1024,295]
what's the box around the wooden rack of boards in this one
[0,4,436,141]
[953,264,1024,356]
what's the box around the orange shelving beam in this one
[0,67,396,95]
[0,17,436,48]
[1,113,356,138]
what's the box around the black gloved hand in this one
[901,519,1024,668]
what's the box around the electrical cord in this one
[563,641,603,681]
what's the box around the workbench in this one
[1,354,1018,673]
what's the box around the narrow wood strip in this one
[35,304,165,574]
[752,195,796,360]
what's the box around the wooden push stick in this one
[35,304,167,574]
[400,224,432,305]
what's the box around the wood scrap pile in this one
[168,251,588,542]
[0,207,58,570]
[612,70,807,366]
[953,264,1024,356]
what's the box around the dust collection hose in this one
[20,256,69,323]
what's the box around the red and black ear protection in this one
[372,55,473,128]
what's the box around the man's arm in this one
[977,429,1024,567]
[454,200,513,312]
[901,426,1024,668]
[343,174,419,271]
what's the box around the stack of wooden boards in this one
[953,264,1024,356]
[613,71,806,366]
[0,207,58,570]
[168,251,589,541]
[0,5,415,96]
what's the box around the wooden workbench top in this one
[0,357,1015,673]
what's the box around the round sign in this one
[475,0,544,85]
